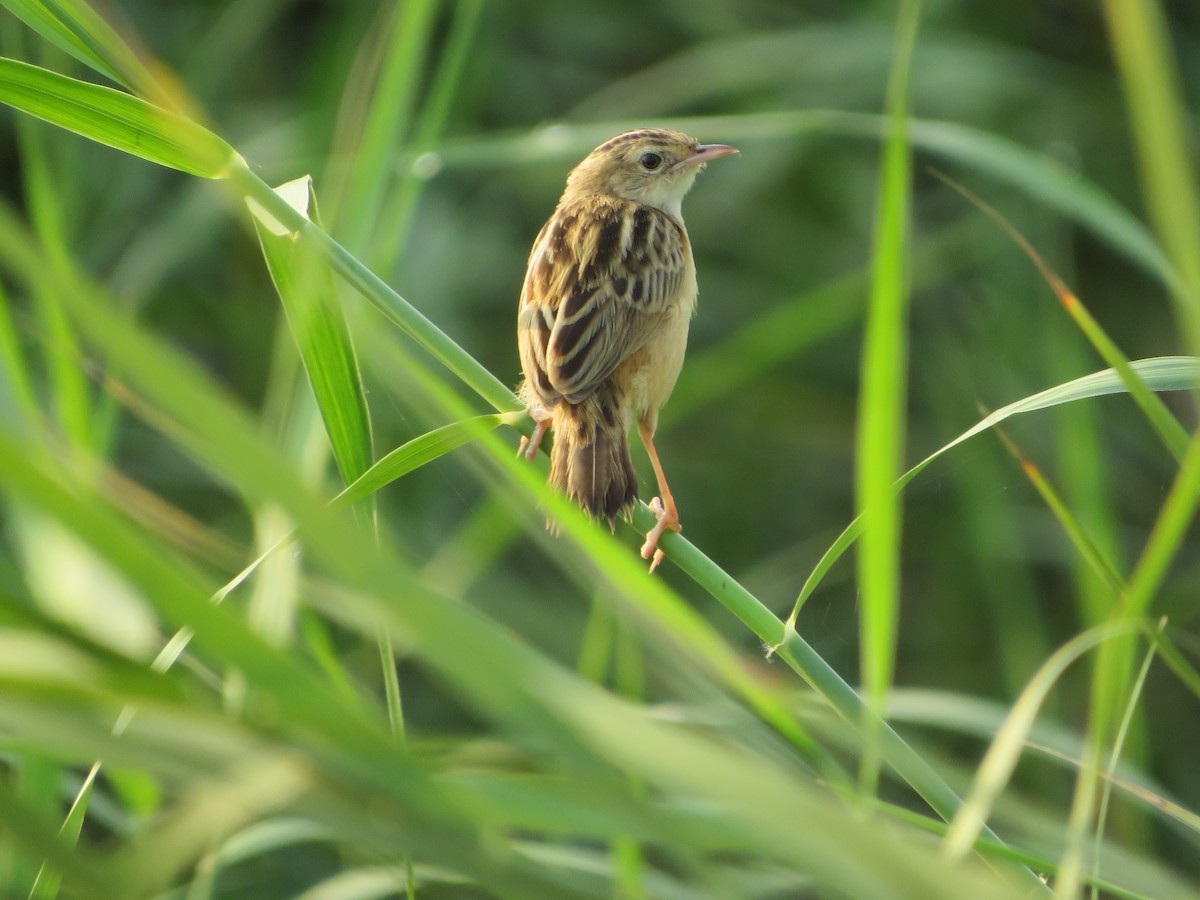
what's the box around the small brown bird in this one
[516,128,737,570]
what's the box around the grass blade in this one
[933,171,1190,461]
[786,357,1200,621]
[27,761,100,900]
[1091,624,1162,899]
[369,0,486,269]
[209,413,516,609]
[0,56,239,177]
[253,176,373,485]
[229,162,520,416]
[3,0,127,87]
[994,428,1125,596]
[1102,0,1200,351]
[331,413,517,508]
[333,0,439,256]
[942,622,1141,861]
[855,0,919,793]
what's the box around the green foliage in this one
[0,57,237,177]
[0,2,1199,899]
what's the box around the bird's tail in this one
[549,391,638,529]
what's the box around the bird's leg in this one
[638,421,681,572]
[517,408,552,461]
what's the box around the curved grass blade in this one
[331,413,518,509]
[2,0,158,98]
[253,176,373,485]
[784,357,1200,624]
[3,0,126,87]
[1061,434,1200,894]
[230,163,520,417]
[0,56,239,178]
[933,170,1190,461]
[942,619,1140,860]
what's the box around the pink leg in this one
[517,409,552,461]
[638,422,681,572]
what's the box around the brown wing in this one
[518,197,687,406]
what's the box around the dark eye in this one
[639,151,664,171]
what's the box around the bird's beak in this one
[674,143,739,172]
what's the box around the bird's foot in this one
[641,496,681,573]
[517,420,548,461]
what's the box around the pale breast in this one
[617,250,697,433]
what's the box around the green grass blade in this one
[331,413,517,509]
[369,0,485,269]
[231,162,519,416]
[787,357,1200,620]
[942,622,1142,861]
[933,171,1190,462]
[0,276,38,429]
[1102,0,1200,351]
[660,526,1033,874]
[1065,399,1200,893]
[1092,626,1162,899]
[1089,33,1200,858]
[855,0,919,794]
[0,56,239,177]
[997,435,1125,596]
[8,112,92,450]
[419,495,520,596]
[0,777,116,898]
[27,761,100,900]
[334,0,439,255]
[2,0,129,87]
[1122,429,1200,621]
[1145,625,1200,704]
[1062,290,1189,461]
[1062,426,1200,895]
[253,177,373,485]
[0,0,167,102]
[207,413,515,608]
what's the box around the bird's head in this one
[564,128,738,217]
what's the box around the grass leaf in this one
[789,357,1200,619]
[0,56,239,177]
[253,176,373,484]
[855,0,920,794]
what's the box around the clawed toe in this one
[640,496,681,572]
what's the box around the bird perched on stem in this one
[516,127,737,570]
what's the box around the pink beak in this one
[675,143,739,171]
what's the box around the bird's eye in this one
[639,151,664,171]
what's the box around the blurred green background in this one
[2,0,1200,897]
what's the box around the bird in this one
[515,127,737,571]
